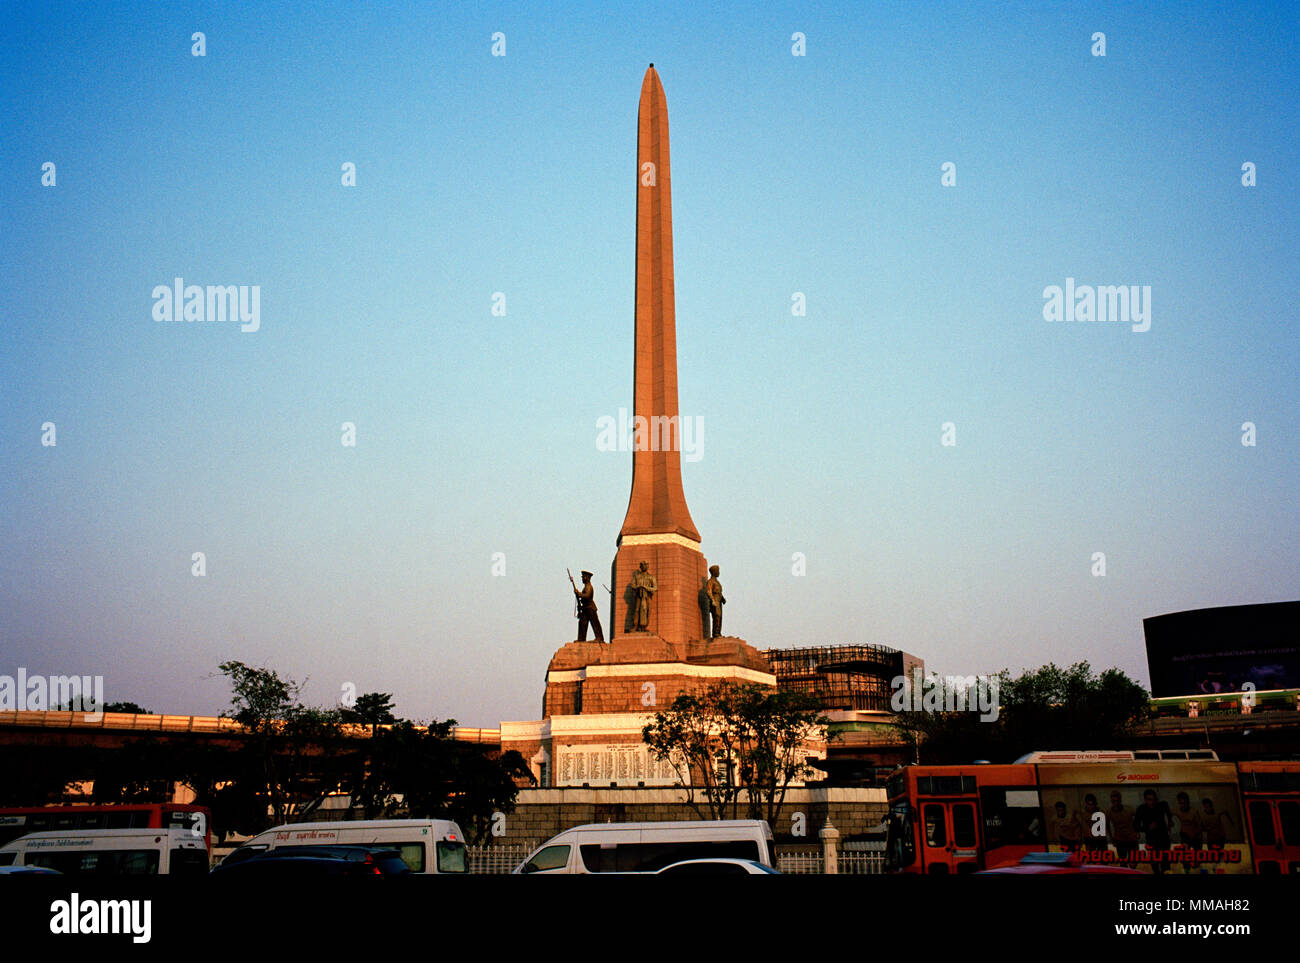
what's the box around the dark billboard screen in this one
[1143,601,1300,698]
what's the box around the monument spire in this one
[610,65,708,644]
[538,66,774,726]
[619,64,700,543]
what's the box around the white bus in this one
[514,819,775,874]
[0,827,209,875]
[220,819,468,874]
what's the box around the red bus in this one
[0,803,211,853]
[885,750,1251,874]
[1239,761,1300,874]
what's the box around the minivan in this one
[514,819,774,874]
[221,819,467,873]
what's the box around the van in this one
[514,819,774,874]
[221,819,467,874]
[0,827,209,875]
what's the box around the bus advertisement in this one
[886,754,1252,874]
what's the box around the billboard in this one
[1143,601,1300,698]
[1036,762,1249,874]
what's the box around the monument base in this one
[542,634,774,717]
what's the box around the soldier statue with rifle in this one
[568,569,604,642]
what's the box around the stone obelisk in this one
[541,66,772,720]
[611,64,709,644]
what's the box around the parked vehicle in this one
[220,819,467,874]
[655,858,780,875]
[514,820,775,874]
[0,827,209,875]
[213,845,412,876]
[211,854,398,878]
[976,852,1143,875]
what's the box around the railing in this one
[839,851,886,874]
[0,710,500,743]
[777,852,824,874]
[468,842,535,875]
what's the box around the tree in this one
[217,661,349,828]
[342,692,397,735]
[344,719,530,843]
[898,662,1150,764]
[642,682,827,825]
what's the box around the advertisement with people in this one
[1036,764,1250,874]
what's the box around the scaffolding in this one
[762,644,904,712]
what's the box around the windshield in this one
[436,840,468,873]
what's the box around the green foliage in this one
[341,692,397,734]
[345,719,528,844]
[104,702,151,714]
[642,682,827,825]
[899,662,1150,764]
[217,660,349,828]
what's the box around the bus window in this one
[1248,802,1275,846]
[952,804,977,849]
[1280,802,1299,844]
[980,787,1044,849]
[924,805,947,847]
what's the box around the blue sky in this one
[1,0,1296,725]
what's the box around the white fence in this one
[777,852,825,874]
[839,851,886,874]
[468,842,535,875]
[778,838,886,875]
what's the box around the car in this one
[655,858,780,875]
[0,865,61,875]
[245,844,412,873]
[210,855,386,878]
[975,852,1144,875]
[213,845,411,876]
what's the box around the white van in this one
[0,827,209,875]
[514,819,774,874]
[221,819,467,874]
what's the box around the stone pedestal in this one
[543,634,774,717]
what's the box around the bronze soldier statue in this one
[705,564,726,637]
[574,570,604,642]
[630,560,657,631]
